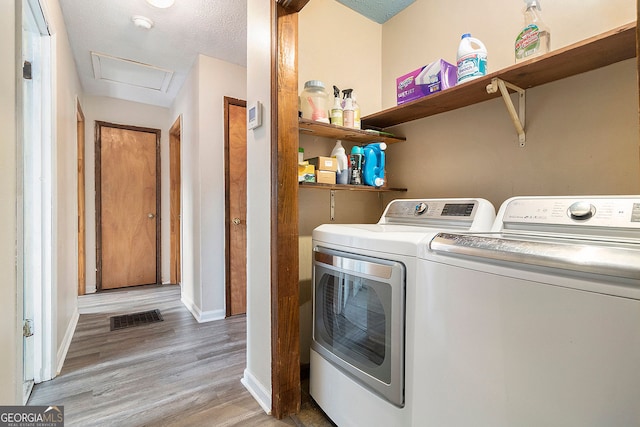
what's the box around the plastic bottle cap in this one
[462,33,471,39]
[304,80,325,89]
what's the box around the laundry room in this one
[295,0,639,411]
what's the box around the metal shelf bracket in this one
[330,190,335,221]
[486,78,526,147]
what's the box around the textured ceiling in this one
[59,0,247,107]
[336,0,415,24]
[59,0,413,108]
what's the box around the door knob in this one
[148,213,155,218]
[233,217,241,225]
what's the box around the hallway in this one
[27,285,295,426]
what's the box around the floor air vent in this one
[110,309,163,331]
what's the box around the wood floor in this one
[28,285,297,427]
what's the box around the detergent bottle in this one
[456,34,488,84]
[331,140,349,184]
[349,145,364,185]
[362,142,387,187]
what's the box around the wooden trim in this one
[169,116,181,285]
[77,99,86,296]
[224,96,247,317]
[276,0,310,13]
[95,121,162,290]
[271,3,301,419]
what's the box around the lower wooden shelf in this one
[299,182,407,192]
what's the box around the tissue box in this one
[307,156,337,172]
[396,59,457,105]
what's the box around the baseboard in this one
[56,307,79,375]
[241,368,272,415]
[180,294,225,323]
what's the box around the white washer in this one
[310,198,495,427]
[415,196,640,427]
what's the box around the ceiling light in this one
[146,0,175,8]
[132,15,154,29]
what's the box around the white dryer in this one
[415,196,640,427]
[310,198,495,427]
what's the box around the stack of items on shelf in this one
[299,81,361,129]
[298,140,387,188]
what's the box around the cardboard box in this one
[396,59,457,105]
[315,170,336,184]
[307,156,338,172]
[298,163,315,182]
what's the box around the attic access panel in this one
[91,51,173,92]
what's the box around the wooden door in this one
[96,122,160,290]
[225,97,247,316]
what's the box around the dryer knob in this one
[415,203,428,215]
[568,201,595,220]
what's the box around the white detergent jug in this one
[331,140,349,184]
[456,33,487,84]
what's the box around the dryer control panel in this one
[379,199,497,229]
[498,196,640,232]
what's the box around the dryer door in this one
[312,246,406,407]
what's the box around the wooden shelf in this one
[298,118,406,145]
[299,182,407,192]
[362,22,637,129]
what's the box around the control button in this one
[415,203,428,215]
[568,201,596,220]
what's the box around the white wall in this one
[242,0,273,413]
[0,0,20,405]
[170,54,247,322]
[82,95,172,294]
[44,0,84,373]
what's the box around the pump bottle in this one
[515,0,550,63]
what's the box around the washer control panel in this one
[501,197,640,228]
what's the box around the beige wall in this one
[380,0,639,209]
[296,0,640,367]
[0,0,20,405]
[382,0,636,108]
[299,0,382,116]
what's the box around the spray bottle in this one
[515,0,550,63]
[352,92,361,130]
[330,85,344,126]
[342,89,354,128]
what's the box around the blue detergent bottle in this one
[362,142,387,187]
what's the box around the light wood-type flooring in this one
[27,285,330,427]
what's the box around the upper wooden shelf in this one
[363,22,637,129]
[299,118,406,145]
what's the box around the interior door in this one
[96,122,160,290]
[225,98,247,316]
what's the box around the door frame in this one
[94,121,162,290]
[224,96,247,316]
[169,116,181,285]
[77,99,85,295]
